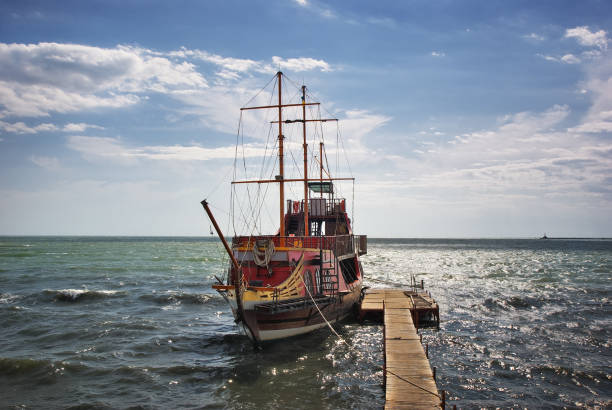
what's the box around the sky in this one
[0,0,611,238]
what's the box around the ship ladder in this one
[320,266,339,298]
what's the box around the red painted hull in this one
[223,244,364,342]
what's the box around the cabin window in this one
[310,220,324,236]
[339,257,358,283]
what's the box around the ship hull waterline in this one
[224,285,361,342]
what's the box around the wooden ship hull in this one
[238,287,361,342]
[217,233,366,342]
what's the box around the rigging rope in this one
[242,74,277,108]
[232,75,278,237]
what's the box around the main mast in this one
[302,85,309,236]
[277,72,285,239]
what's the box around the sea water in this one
[0,237,610,408]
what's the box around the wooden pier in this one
[359,288,443,409]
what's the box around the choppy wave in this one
[43,289,124,302]
[0,293,23,304]
[482,295,545,311]
[0,357,50,376]
[138,291,221,305]
[0,357,88,378]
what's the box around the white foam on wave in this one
[96,290,119,296]
[52,288,120,301]
[0,293,21,304]
[57,289,88,299]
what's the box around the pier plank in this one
[360,288,441,409]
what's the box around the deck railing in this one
[232,234,367,256]
[287,198,347,217]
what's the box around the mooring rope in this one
[253,239,275,267]
[298,274,441,400]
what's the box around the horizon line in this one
[1,235,611,240]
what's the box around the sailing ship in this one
[202,72,367,343]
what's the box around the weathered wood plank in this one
[361,302,383,310]
[369,287,441,408]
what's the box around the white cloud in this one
[431,51,445,57]
[67,135,135,164]
[172,48,260,73]
[495,104,570,138]
[319,9,335,19]
[570,120,612,134]
[67,135,268,163]
[271,56,331,72]
[169,85,271,136]
[536,51,601,64]
[0,120,56,134]
[341,110,391,142]
[565,26,608,50]
[366,17,398,29]
[364,102,612,216]
[170,47,333,79]
[290,0,336,20]
[0,42,207,117]
[538,53,585,65]
[0,120,104,134]
[132,144,267,161]
[571,108,612,134]
[523,33,545,41]
[561,54,581,64]
[538,27,610,65]
[30,155,60,170]
[537,54,559,63]
[307,109,393,167]
[0,80,140,117]
[63,123,104,132]
[215,70,242,81]
[569,51,612,134]
[0,42,334,138]
[0,43,207,92]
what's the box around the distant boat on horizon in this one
[540,233,549,239]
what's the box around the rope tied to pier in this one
[298,275,441,401]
